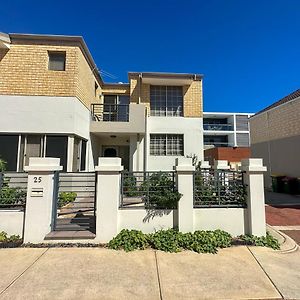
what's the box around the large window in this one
[46,136,68,171]
[150,86,183,116]
[150,134,184,156]
[0,135,19,171]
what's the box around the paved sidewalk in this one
[0,246,292,300]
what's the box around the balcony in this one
[203,124,234,131]
[90,103,146,134]
[91,104,129,122]
[204,142,232,147]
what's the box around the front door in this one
[103,147,117,157]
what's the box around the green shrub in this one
[0,158,6,172]
[58,192,77,208]
[142,172,182,209]
[0,176,27,205]
[0,231,21,243]
[148,229,181,252]
[239,232,280,250]
[108,229,149,252]
[123,175,139,197]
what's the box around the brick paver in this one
[265,205,300,226]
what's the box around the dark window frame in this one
[48,51,66,71]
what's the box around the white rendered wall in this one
[0,209,24,237]
[193,208,248,236]
[118,209,177,233]
[0,95,94,170]
[0,95,90,139]
[146,117,203,171]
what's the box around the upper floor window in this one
[48,51,66,71]
[150,85,183,117]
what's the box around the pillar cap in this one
[175,157,195,172]
[241,158,267,172]
[24,158,63,172]
[95,157,124,172]
[213,160,230,170]
[200,161,211,169]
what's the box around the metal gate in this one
[52,172,97,233]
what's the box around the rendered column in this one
[95,157,123,243]
[23,158,62,243]
[241,158,267,236]
[175,157,195,233]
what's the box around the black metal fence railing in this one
[121,171,178,209]
[91,104,129,122]
[193,169,247,208]
[0,172,28,208]
[52,172,97,232]
[203,124,234,131]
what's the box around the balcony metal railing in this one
[203,124,234,131]
[204,142,232,147]
[91,104,129,122]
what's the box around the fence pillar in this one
[23,158,62,243]
[241,158,267,236]
[175,157,195,233]
[95,157,123,243]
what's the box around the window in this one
[150,134,184,156]
[46,136,68,171]
[80,140,87,171]
[48,51,66,71]
[0,135,19,171]
[150,86,183,116]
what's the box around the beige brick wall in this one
[183,80,203,117]
[0,44,100,109]
[102,85,130,96]
[250,97,300,144]
[129,75,203,117]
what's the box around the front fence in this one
[193,169,247,208]
[52,172,97,232]
[0,172,28,209]
[121,171,177,209]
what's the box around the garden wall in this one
[194,208,248,236]
[118,209,177,233]
[0,209,24,236]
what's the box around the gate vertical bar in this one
[51,171,59,231]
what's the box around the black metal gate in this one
[52,172,97,233]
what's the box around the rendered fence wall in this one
[0,209,24,236]
[118,209,177,233]
[193,208,248,236]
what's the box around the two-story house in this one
[0,32,203,172]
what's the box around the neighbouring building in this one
[203,112,253,167]
[0,32,203,172]
[250,89,300,187]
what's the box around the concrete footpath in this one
[0,246,299,300]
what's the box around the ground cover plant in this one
[108,229,280,253]
[0,231,22,248]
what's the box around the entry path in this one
[0,247,284,300]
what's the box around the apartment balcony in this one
[203,124,234,131]
[90,103,146,134]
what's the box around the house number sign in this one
[33,176,42,183]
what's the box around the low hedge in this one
[108,229,280,253]
[0,231,22,248]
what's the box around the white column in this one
[176,157,195,233]
[67,136,74,172]
[23,158,62,243]
[241,158,267,236]
[95,157,123,243]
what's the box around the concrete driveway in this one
[1,245,298,300]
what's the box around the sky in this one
[1,0,300,113]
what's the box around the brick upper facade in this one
[0,33,203,117]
